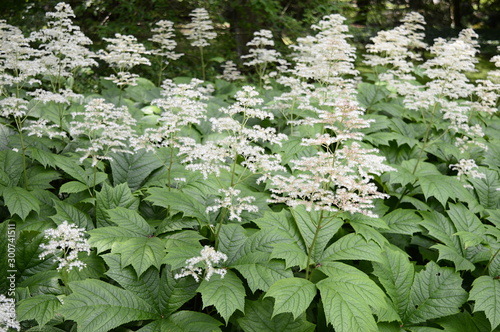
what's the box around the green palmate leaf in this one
[420,210,475,271]
[96,183,139,227]
[3,187,40,220]
[217,224,248,264]
[50,199,93,230]
[67,252,106,282]
[15,231,56,278]
[254,210,306,251]
[404,261,468,325]
[164,231,206,250]
[106,207,153,236]
[198,270,245,323]
[447,203,484,249]
[265,277,316,320]
[137,311,222,332]
[319,262,396,323]
[17,271,63,296]
[237,298,315,332]
[146,187,208,221]
[357,82,390,109]
[17,294,61,326]
[317,276,378,332]
[103,254,198,316]
[469,169,500,209]
[270,242,308,270]
[291,206,343,263]
[0,150,23,186]
[52,155,88,184]
[110,150,163,191]
[419,174,481,212]
[381,209,422,235]
[469,276,500,330]
[321,233,383,263]
[59,279,160,332]
[163,245,204,270]
[373,246,414,318]
[25,167,60,190]
[30,147,57,168]
[436,311,491,332]
[113,237,165,276]
[233,252,293,293]
[59,180,88,194]
[88,227,139,253]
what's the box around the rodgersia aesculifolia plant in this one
[1,3,499,332]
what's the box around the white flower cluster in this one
[29,2,97,79]
[133,78,211,152]
[364,12,427,91]
[290,14,358,89]
[0,294,20,332]
[183,8,217,48]
[0,21,43,91]
[39,221,91,271]
[98,33,151,86]
[70,98,138,166]
[149,20,183,65]
[174,246,227,282]
[242,29,283,68]
[179,86,287,182]
[206,187,259,222]
[218,60,244,81]
[450,159,486,183]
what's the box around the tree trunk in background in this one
[450,0,462,28]
[223,0,259,57]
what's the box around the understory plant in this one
[1,3,499,332]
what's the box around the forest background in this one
[2,0,499,81]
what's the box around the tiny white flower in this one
[174,246,227,282]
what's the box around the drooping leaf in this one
[237,298,315,332]
[0,150,23,186]
[106,207,154,236]
[59,279,160,332]
[3,187,40,220]
[447,203,485,249]
[50,199,93,230]
[217,224,248,264]
[197,270,245,323]
[233,252,293,292]
[319,261,395,322]
[146,187,208,221]
[59,180,88,194]
[113,236,165,276]
[17,294,61,326]
[95,183,139,227]
[404,261,468,324]
[17,271,63,296]
[265,277,316,320]
[317,276,378,332]
[270,242,308,270]
[469,169,500,209]
[88,226,139,254]
[381,209,422,235]
[110,150,163,191]
[419,174,474,207]
[373,245,414,318]
[321,233,382,263]
[469,275,500,330]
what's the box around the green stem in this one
[200,47,206,81]
[305,210,325,279]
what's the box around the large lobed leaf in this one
[469,276,500,330]
[59,279,160,332]
[404,261,468,325]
